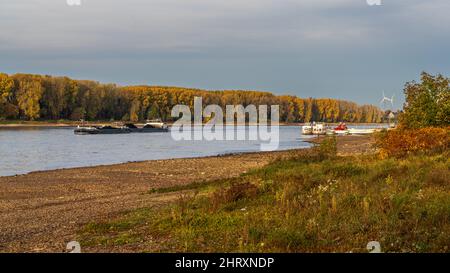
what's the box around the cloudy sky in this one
[1,0,449,107]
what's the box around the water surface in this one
[0,126,311,177]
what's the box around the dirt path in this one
[0,135,374,253]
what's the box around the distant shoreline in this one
[0,121,385,129]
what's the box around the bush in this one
[314,136,337,159]
[376,127,450,158]
[211,182,258,210]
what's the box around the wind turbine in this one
[380,91,394,110]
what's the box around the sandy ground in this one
[0,135,374,253]
[306,134,376,156]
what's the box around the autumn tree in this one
[400,72,450,128]
[0,73,17,119]
[17,79,43,120]
[0,73,14,104]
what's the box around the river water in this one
[0,126,314,177]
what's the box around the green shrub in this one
[314,136,337,159]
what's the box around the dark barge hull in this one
[74,128,131,135]
[74,126,169,135]
[127,128,169,133]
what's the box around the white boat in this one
[302,124,313,135]
[348,128,378,135]
[302,122,326,135]
[326,129,336,135]
[145,119,168,129]
[334,129,350,135]
[312,123,327,135]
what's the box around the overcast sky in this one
[1,0,449,107]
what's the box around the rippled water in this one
[0,126,312,177]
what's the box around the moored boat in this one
[334,129,350,135]
[74,126,100,135]
[332,122,350,135]
[326,129,337,135]
[348,128,378,135]
[302,122,327,135]
[301,124,313,135]
[312,123,327,135]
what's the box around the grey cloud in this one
[0,0,449,107]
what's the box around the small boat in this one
[312,123,326,135]
[74,126,100,135]
[334,129,350,135]
[145,119,169,130]
[302,122,327,135]
[348,128,378,135]
[301,124,313,135]
[332,122,350,135]
[74,125,131,135]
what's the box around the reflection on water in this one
[0,126,312,177]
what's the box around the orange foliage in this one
[376,127,450,158]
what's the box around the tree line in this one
[0,73,384,123]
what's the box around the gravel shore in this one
[0,135,373,252]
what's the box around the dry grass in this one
[78,140,450,253]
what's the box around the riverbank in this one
[0,120,386,128]
[0,120,111,128]
[79,136,449,253]
[0,135,372,252]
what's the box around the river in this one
[0,126,314,177]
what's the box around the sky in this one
[1,0,449,108]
